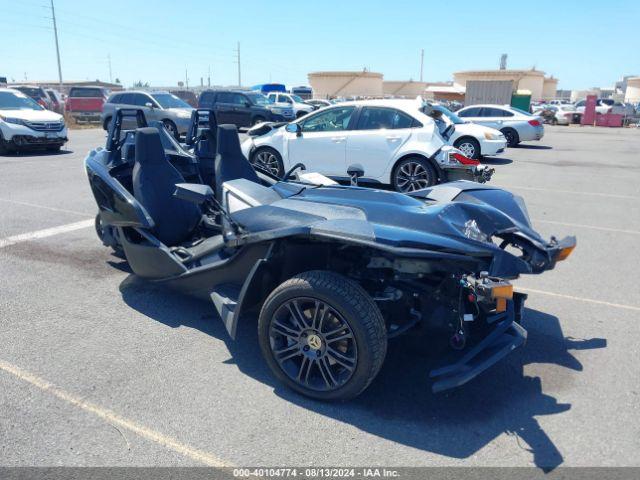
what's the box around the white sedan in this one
[241,99,492,192]
[430,104,506,159]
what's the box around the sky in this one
[1,0,638,91]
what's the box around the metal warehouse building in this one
[308,70,383,99]
[453,69,558,101]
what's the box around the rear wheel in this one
[250,147,284,177]
[251,116,266,126]
[501,127,519,147]
[162,119,179,139]
[259,270,387,401]
[392,157,437,192]
[454,137,481,159]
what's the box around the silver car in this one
[101,91,194,138]
[456,104,544,147]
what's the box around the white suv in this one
[267,92,315,119]
[241,99,492,192]
[0,88,68,154]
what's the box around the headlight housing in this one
[0,116,26,125]
[484,131,500,140]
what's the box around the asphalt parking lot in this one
[1,126,639,469]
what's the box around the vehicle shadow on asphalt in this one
[119,278,606,470]
[0,149,73,157]
[482,157,513,165]
[513,145,553,150]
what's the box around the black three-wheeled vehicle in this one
[86,108,575,400]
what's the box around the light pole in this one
[50,0,63,93]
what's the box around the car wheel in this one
[103,116,112,131]
[454,137,481,160]
[258,270,387,401]
[500,128,519,147]
[392,157,437,192]
[251,147,284,177]
[162,119,179,139]
[251,116,266,126]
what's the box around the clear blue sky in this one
[1,0,638,90]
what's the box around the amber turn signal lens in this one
[495,298,507,313]
[491,284,513,300]
[557,245,575,261]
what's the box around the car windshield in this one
[510,106,532,116]
[0,91,43,110]
[290,94,304,103]
[247,93,272,105]
[151,93,191,109]
[434,105,466,124]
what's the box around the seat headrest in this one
[135,127,166,166]
[216,124,242,157]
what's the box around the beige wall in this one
[624,78,640,103]
[308,72,383,99]
[453,70,548,101]
[382,81,427,97]
[542,78,558,100]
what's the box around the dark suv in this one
[197,90,294,127]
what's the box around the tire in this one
[162,119,179,139]
[501,128,520,147]
[251,116,266,126]
[258,270,387,401]
[103,116,112,131]
[392,156,437,192]
[250,147,284,178]
[453,137,481,159]
[95,213,124,256]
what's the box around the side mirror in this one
[285,123,302,137]
[347,164,365,186]
[145,102,154,109]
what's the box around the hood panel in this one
[0,109,63,121]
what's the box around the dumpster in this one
[511,90,532,112]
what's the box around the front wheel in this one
[454,137,481,160]
[250,147,284,178]
[251,116,266,126]
[259,271,387,401]
[392,157,437,192]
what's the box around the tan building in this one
[308,70,383,99]
[382,80,427,98]
[453,69,557,101]
[624,77,640,103]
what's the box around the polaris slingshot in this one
[85,109,575,400]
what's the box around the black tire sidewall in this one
[252,116,266,126]
[163,120,179,139]
[392,157,437,191]
[258,271,386,401]
[501,128,519,147]
[454,137,481,159]
[251,147,284,177]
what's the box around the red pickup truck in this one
[65,86,109,123]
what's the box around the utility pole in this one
[207,65,211,87]
[185,68,189,89]
[50,0,63,93]
[107,53,113,83]
[235,41,241,87]
[420,49,424,82]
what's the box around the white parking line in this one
[0,198,92,216]
[519,287,640,312]
[0,359,230,467]
[500,185,639,201]
[532,219,640,236]
[0,219,94,249]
